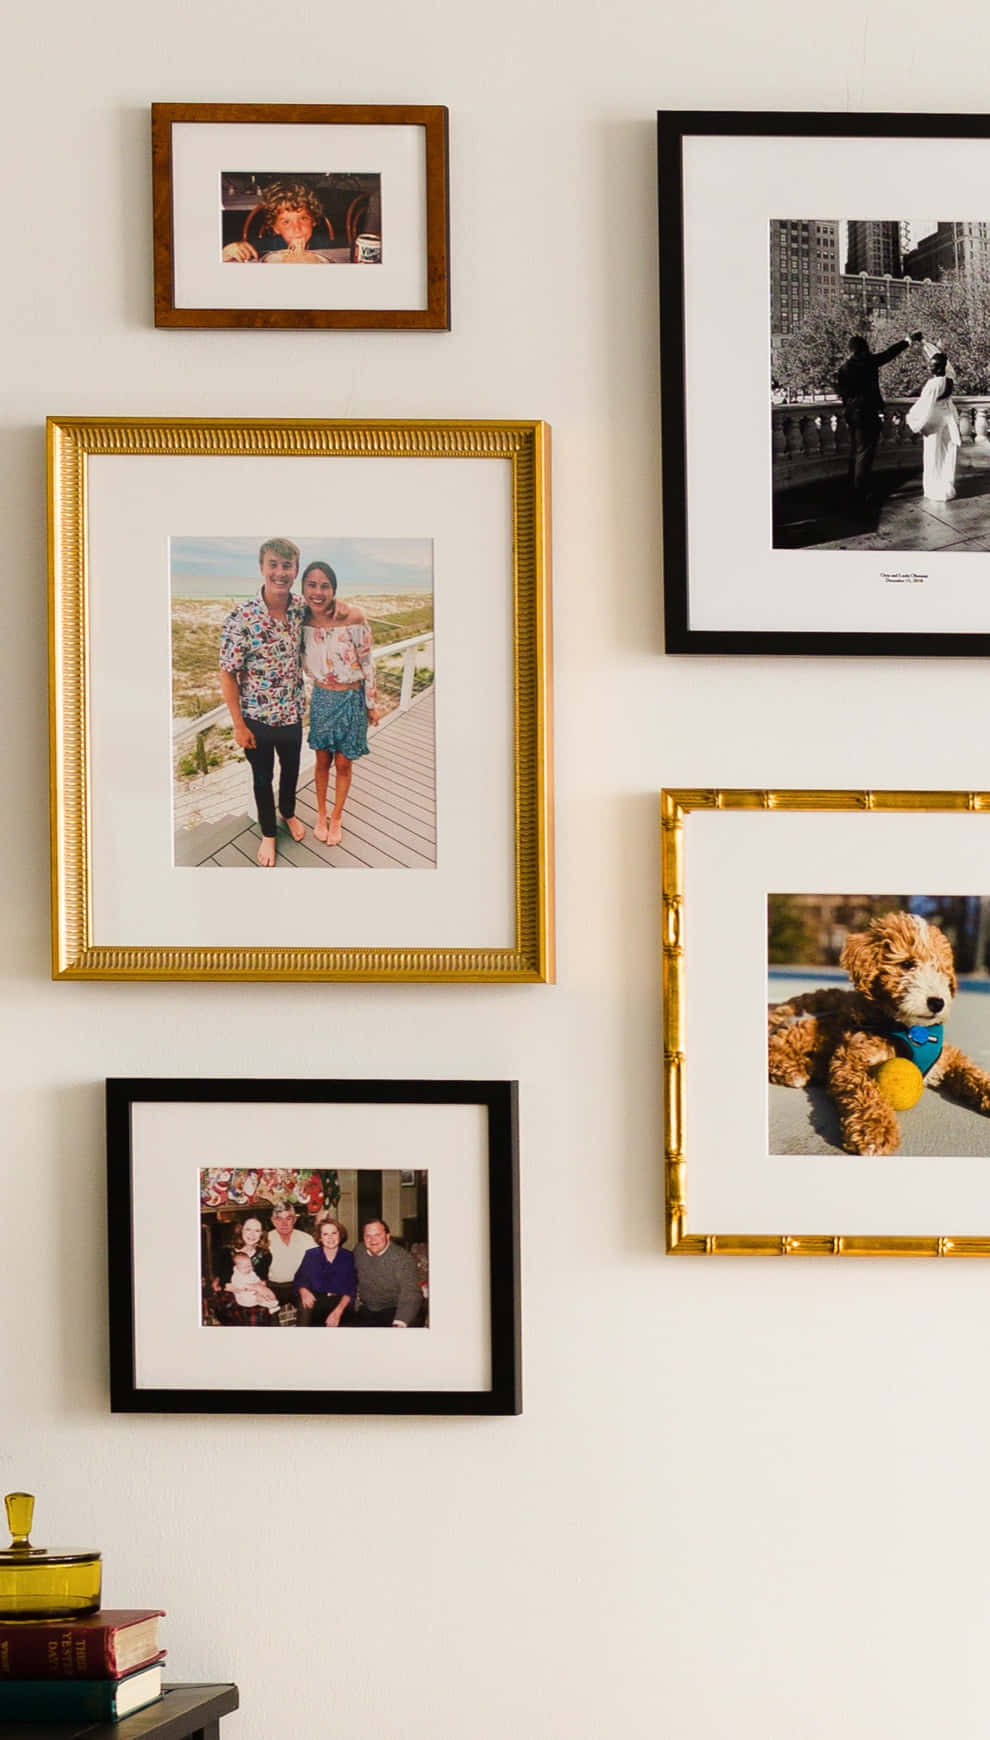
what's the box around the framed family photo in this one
[106,1078,521,1415]
[659,111,990,654]
[152,103,450,330]
[48,416,553,982]
[663,789,990,1256]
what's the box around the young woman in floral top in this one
[301,562,383,846]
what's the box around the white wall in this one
[6,1,990,1736]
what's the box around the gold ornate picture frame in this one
[663,789,990,1256]
[49,417,553,982]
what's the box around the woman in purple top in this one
[294,1216,357,1327]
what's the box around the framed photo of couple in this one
[106,1078,521,1415]
[152,103,450,330]
[663,788,990,1257]
[47,417,553,982]
[659,111,990,655]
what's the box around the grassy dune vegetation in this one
[171,593,435,721]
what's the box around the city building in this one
[902,222,990,281]
[839,270,930,324]
[845,220,902,278]
[770,218,840,336]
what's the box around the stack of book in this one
[0,1609,165,1722]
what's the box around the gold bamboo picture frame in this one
[49,417,553,982]
[663,789,990,1256]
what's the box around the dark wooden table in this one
[0,1683,238,1740]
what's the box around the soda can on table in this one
[354,233,382,263]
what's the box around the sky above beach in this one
[170,535,434,598]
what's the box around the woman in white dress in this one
[906,345,961,503]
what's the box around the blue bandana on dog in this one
[887,1021,944,1075]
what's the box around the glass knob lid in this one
[4,1493,40,1552]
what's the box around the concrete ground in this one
[773,440,990,552]
[769,973,990,1155]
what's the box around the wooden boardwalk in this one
[174,689,436,869]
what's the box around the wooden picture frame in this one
[107,1078,521,1415]
[152,102,450,330]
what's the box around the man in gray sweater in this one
[354,1219,423,1327]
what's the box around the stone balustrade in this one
[772,397,990,492]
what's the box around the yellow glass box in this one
[0,1493,101,1619]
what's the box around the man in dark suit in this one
[836,330,923,514]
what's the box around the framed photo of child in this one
[152,103,450,330]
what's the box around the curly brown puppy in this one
[768,910,990,1155]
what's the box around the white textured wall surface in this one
[7,2,990,1736]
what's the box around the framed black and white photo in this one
[107,1079,521,1414]
[152,103,450,330]
[659,112,990,654]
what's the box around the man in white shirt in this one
[267,1205,316,1315]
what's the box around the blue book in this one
[0,1659,162,1719]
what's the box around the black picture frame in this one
[107,1078,520,1415]
[659,110,990,656]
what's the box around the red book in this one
[0,1610,164,1679]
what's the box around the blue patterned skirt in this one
[307,685,370,760]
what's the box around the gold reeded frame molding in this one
[662,788,990,1258]
[48,417,553,983]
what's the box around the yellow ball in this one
[873,1057,925,1111]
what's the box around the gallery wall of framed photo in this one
[9,1,990,1737]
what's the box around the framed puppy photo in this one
[152,103,450,330]
[662,790,990,1256]
[659,111,990,655]
[47,416,553,982]
[106,1078,521,1415]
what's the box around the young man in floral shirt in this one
[218,537,308,867]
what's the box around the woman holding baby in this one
[210,1215,280,1326]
